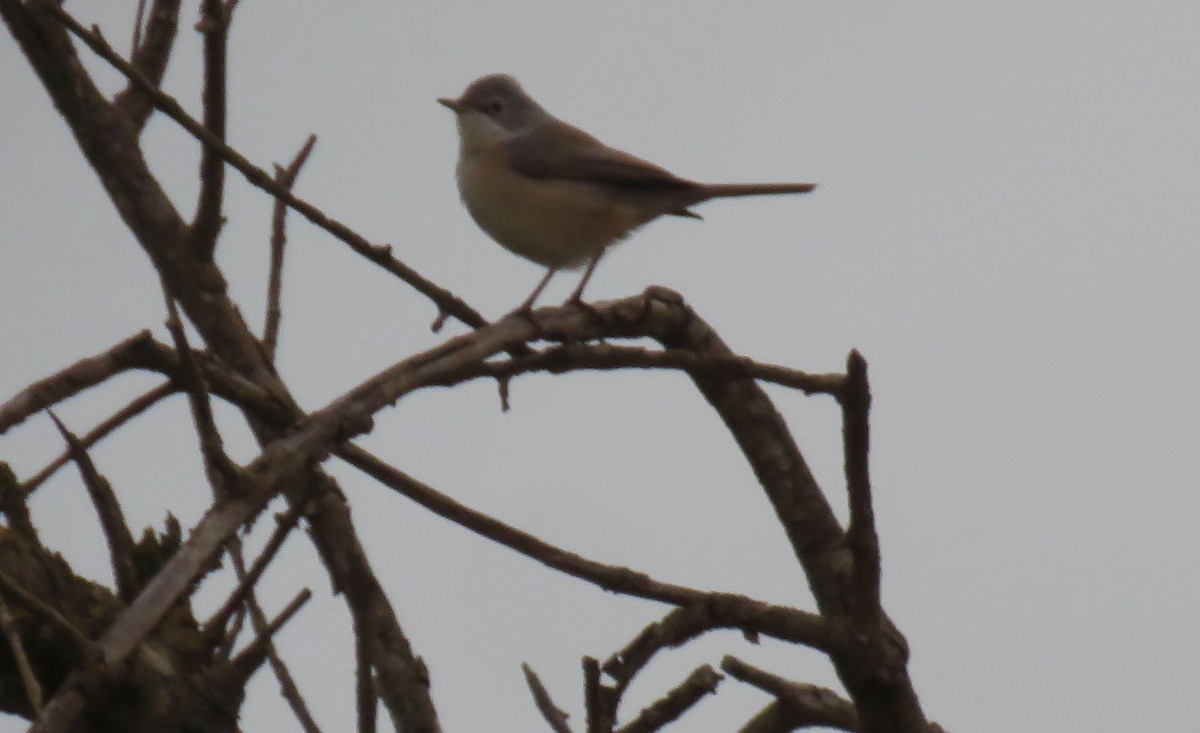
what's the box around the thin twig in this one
[264,134,317,362]
[337,444,830,651]
[721,656,860,732]
[840,349,880,618]
[192,0,231,257]
[115,0,180,131]
[453,341,844,396]
[226,542,323,733]
[615,665,721,733]
[161,292,243,496]
[44,2,492,333]
[45,411,140,603]
[21,383,175,495]
[583,657,614,733]
[356,632,378,733]
[229,588,312,682]
[202,501,306,643]
[0,593,43,714]
[0,331,156,435]
[522,663,573,733]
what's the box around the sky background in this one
[2,2,1198,731]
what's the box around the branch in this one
[722,656,859,732]
[338,444,830,651]
[20,383,175,495]
[356,633,378,733]
[446,341,844,396]
[226,542,323,733]
[841,350,880,618]
[583,657,617,733]
[113,0,180,131]
[45,411,140,603]
[264,134,318,362]
[191,0,232,256]
[522,663,573,733]
[201,501,306,645]
[229,588,312,683]
[44,2,492,333]
[161,292,244,496]
[0,331,156,435]
[615,665,721,733]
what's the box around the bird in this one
[439,74,816,312]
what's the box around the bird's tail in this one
[702,182,817,198]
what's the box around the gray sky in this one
[2,2,1198,731]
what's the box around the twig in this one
[604,604,734,696]
[43,2,493,333]
[45,411,140,603]
[264,134,318,362]
[522,663,572,733]
[448,341,844,396]
[615,665,721,733]
[192,0,231,257]
[0,331,156,435]
[583,657,615,733]
[115,0,179,132]
[161,292,243,496]
[226,542,323,733]
[337,444,830,651]
[21,383,175,495]
[840,349,880,618]
[0,463,37,541]
[0,593,43,714]
[721,656,859,732]
[229,588,312,682]
[356,633,378,733]
[201,501,306,644]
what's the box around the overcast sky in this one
[2,3,1198,731]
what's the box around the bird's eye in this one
[480,99,504,116]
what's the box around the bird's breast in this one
[456,147,643,269]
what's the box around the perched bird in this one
[439,74,816,312]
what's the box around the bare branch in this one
[20,383,175,495]
[43,2,492,333]
[161,293,244,497]
[114,0,180,131]
[615,665,721,733]
[264,134,318,362]
[841,350,880,618]
[229,588,312,683]
[202,501,306,644]
[0,593,43,714]
[356,633,378,733]
[522,663,573,733]
[448,341,845,396]
[338,444,831,651]
[583,657,616,733]
[0,331,155,435]
[722,656,859,732]
[45,411,140,603]
[192,0,232,256]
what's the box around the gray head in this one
[438,74,546,138]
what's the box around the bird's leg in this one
[516,268,557,314]
[564,249,605,308]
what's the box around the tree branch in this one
[522,663,573,733]
[841,350,880,620]
[615,665,721,733]
[45,411,140,604]
[722,656,859,732]
[192,0,232,256]
[264,134,317,362]
[113,0,180,131]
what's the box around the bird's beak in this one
[438,97,464,113]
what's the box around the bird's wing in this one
[506,121,697,190]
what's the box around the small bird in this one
[439,74,816,312]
